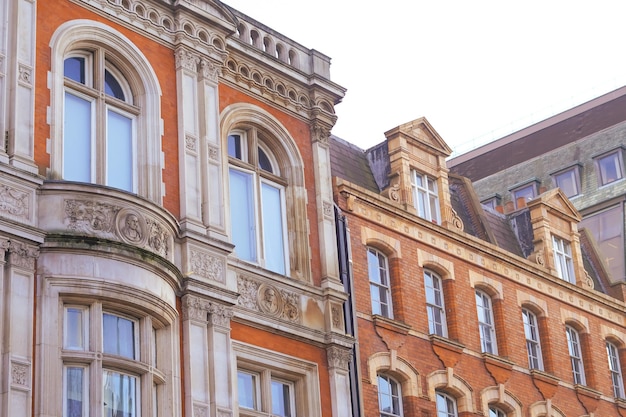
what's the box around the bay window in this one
[228,130,289,275]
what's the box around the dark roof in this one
[448,86,626,181]
[329,135,379,193]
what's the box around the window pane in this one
[103,371,137,417]
[261,182,286,274]
[237,371,257,410]
[229,168,256,262]
[64,57,86,84]
[228,134,243,159]
[64,92,92,183]
[598,152,623,185]
[258,148,274,173]
[65,367,85,417]
[105,69,126,101]
[271,380,292,417]
[580,205,625,282]
[107,109,133,192]
[65,308,84,350]
[555,169,579,198]
[103,313,135,359]
[513,184,535,207]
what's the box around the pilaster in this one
[326,345,354,417]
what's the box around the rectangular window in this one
[511,183,536,208]
[63,91,94,183]
[260,181,287,275]
[103,313,137,360]
[552,236,575,283]
[566,326,586,385]
[64,366,87,417]
[229,168,257,263]
[522,309,543,370]
[553,167,580,198]
[64,306,88,350]
[271,378,294,417]
[597,150,624,185]
[237,370,259,410]
[607,342,625,398]
[411,170,440,224]
[103,370,138,417]
[368,248,392,318]
[424,271,447,337]
[106,108,135,192]
[475,291,497,354]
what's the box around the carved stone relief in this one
[326,346,352,370]
[199,58,219,82]
[237,276,301,323]
[182,294,233,327]
[175,48,199,72]
[0,184,29,219]
[323,201,333,219]
[185,135,198,152]
[11,362,30,387]
[146,218,169,257]
[116,208,146,245]
[192,404,208,417]
[65,199,119,239]
[18,64,32,85]
[8,241,39,270]
[331,303,344,331]
[208,144,219,161]
[190,249,225,283]
[310,123,330,145]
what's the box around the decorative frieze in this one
[189,249,225,283]
[182,294,233,327]
[237,275,301,323]
[146,218,169,257]
[65,199,120,239]
[8,241,39,270]
[326,346,352,370]
[0,184,29,219]
[117,208,146,245]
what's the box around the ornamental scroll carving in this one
[448,208,464,232]
[175,48,199,72]
[146,218,169,257]
[11,362,29,387]
[0,184,29,219]
[199,58,219,82]
[190,249,225,283]
[65,199,119,239]
[310,123,330,146]
[8,241,39,270]
[182,295,233,327]
[326,346,352,370]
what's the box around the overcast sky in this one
[224,1,626,156]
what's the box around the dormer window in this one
[511,183,537,209]
[411,170,440,224]
[596,150,624,186]
[552,166,581,198]
[552,235,575,283]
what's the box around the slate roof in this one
[329,135,379,193]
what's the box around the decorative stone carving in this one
[323,201,333,219]
[11,362,29,387]
[190,249,225,283]
[331,304,344,330]
[257,283,283,317]
[199,58,219,82]
[175,48,199,72]
[0,184,29,219]
[182,295,233,327]
[208,144,219,161]
[529,249,546,267]
[116,208,146,245]
[327,346,352,370]
[583,270,594,290]
[65,199,119,239]
[208,302,234,328]
[238,276,300,323]
[388,183,400,202]
[18,64,32,85]
[310,123,330,145]
[193,404,208,417]
[217,411,232,417]
[8,241,39,270]
[146,218,169,257]
[237,275,260,310]
[280,289,300,322]
[449,208,464,232]
[185,135,197,151]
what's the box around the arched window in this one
[228,129,289,275]
[436,391,458,417]
[368,247,392,318]
[607,341,625,398]
[566,325,585,385]
[50,20,163,202]
[522,308,543,370]
[378,374,402,417]
[425,270,447,336]
[475,290,497,354]
[489,406,506,417]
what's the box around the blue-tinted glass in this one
[228,135,242,159]
[63,92,92,182]
[106,109,133,191]
[229,169,256,262]
[105,70,126,101]
[258,148,273,173]
[64,57,85,84]
[261,182,285,274]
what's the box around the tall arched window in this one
[607,341,625,398]
[368,248,392,318]
[425,270,447,337]
[63,51,137,192]
[475,290,497,354]
[566,325,586,385]
[522,308,543,370]
[228,129,289,275]
[50,20,163,202]
[378,374,402,417]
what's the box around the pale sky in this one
[224,1,626,156]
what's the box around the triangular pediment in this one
[528,188,582,222]
[178,0,239,30]
[384,117,452,157]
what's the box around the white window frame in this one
[63,306,89,351]
[63,365,89,417]
[488,406,506,417]
[424,270,447,337]
[596,150,624,186]
[228,128,290,275]
[552,235,575,283]
[233,341,321,417]
[566,325,586,385]
[553,166,581,198]
[522,308,543,370]
[607,341,625,398]
[377,374,403,417]
[103,369,140,417]
[435,391,458,417]
[368,247,393,318]
[102,311,139,360]
[411,170,441,224]
[475,290,497,354]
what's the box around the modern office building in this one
[448,87,626,301]
[331,117,626,417]
[0,1,353,416]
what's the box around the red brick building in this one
[331,118,626,417]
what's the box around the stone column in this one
[3,0,37,172]
[326,346,354,417]
[182,295,234,417]
[0,239,39,417]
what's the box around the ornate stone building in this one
[0,1,353,417]
[331,118,626,416]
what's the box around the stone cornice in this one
[336,179,626,325]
